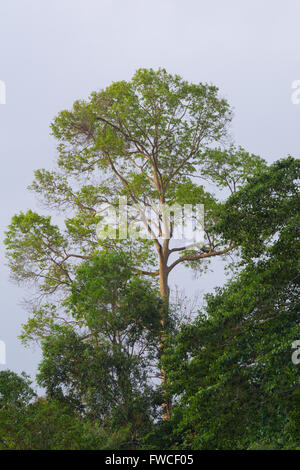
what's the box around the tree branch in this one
[168,245,234,272]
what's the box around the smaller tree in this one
[37,251,162,447]
[0,370,36,408]
[0,370,140,450]
[0,397,90,450]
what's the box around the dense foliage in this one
[150,158,300,449]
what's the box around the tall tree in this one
[5,68,265,419]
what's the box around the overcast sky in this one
[0,0,299,383]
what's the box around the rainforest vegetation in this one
[1,69,299,450]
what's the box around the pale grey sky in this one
[0,0,299,381]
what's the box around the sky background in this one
[0,0,299,385]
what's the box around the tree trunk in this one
[159,250,172,421]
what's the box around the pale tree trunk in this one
[158,246,172,421]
